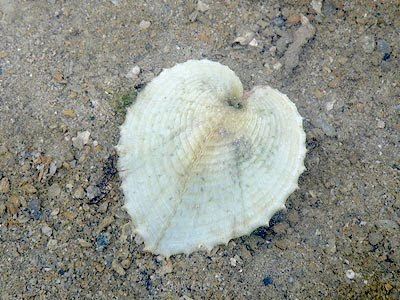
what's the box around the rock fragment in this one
[86,185,101,200]
[197,0,209,12]
[72,131,90,150]
[345,269,355,280]
[368,231,383,246]
[139,20,151,30]
[311,0,322,15]
[126,65,140,79]
[47,239,58,250]
[97,215,114,233]
[360,35,375,53]
[283,15,316,73]
[233,31,255,46]
[47,183,61,200]
[78,238,92,248]
[112,260,126,276]
[41,225,53,237]
[6,195,20,215]
[0,177,10,193]
[73,186,85,199]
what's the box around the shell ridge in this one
[152,125,224,251]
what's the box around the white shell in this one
[117,60,306,257]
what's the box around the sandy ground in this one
[1,0,399,299]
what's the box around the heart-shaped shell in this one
[117,60,306,257]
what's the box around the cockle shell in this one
[117,60,306,257]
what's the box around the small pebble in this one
[376,39,391,53]
[287,15,301,25]
[157,260,173,275]
[273,62,282,70]
[112,260,126,276]
[41,225,53,237]
[197,0,209,12]
[96,233,110,251]
[0,177,10,193]
[377,120,385,129]
[272,223,289,235]
[271,16,286,28]
[368,231,383,246]
[97,215,115,233]
[263,276,273,286]
[233,32,255,46]
[28,198,41,219]
[139,20,151,30]
[120,259,131,269]
[345,269,355,280]
[0,145,8,155]
[49,162,57,177]
[360,35,375,53]
[21,183,37,194]
[126,65,140,79]
[51,207,60,216]
[287,211,299,225]
[47,239,58,250]
[230,257,237,267]
[98,201,109,213]
[52,71,64,83]
[72,131,90,150]
[78,238,92,248]
[73,186,85,199]
[248,38,258,47]
[322,1,337,15]
[381,60,391,72]
[313,114,336,137]
[86,185,101,200]
[63,109,76,118]
[47,183,61,200]
[6,195,20,215]
[326,100,336,111]
[311,0,322,15]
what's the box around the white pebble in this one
[249,38,258,47]
[273,62,282,70]
[311,0,322,15]
[139,20,151,30]
[377,120,385,129]
[346,269,355,279]
[230,257,237,267]
[197,1,209,12]
[72,131,90,150]
[126,65,141,79]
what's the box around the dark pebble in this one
[252,226,272,240]
[263,276,273,286]
[383,53,391,61]
[96,232,109,251]
[269,211,285,226]
[58,269,66,276]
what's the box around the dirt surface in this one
[1,0,399,299]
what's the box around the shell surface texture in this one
[117,60,306,257]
